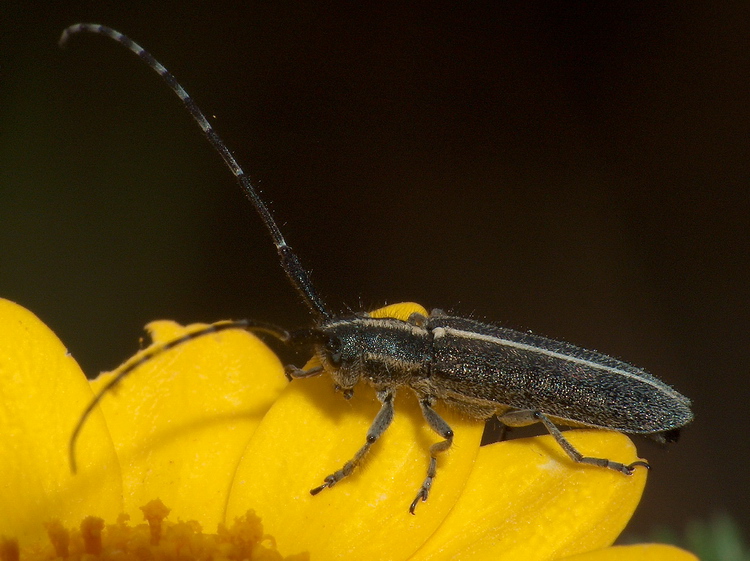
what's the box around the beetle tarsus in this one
[410,486,430,515]
[310,476,336,495]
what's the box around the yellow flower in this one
[0,298,696,560]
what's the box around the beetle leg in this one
[284,364,323,381]
[410,396,454,514]
[498,410,650,475]
[310,389,395,495]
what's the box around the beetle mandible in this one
[61,23,694,514]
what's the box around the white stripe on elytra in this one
[437,326,685,401]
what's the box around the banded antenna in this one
[60,23,331,321]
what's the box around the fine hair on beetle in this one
[61,23,694,514]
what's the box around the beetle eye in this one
[325,336,342,366]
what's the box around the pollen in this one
[8,500,308,561]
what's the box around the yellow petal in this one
[411,430,647,561]
[0,299,122,545]
[88,320,287,531]
[557,544,698,561]
[368,302,428,321]
[226,376,485,560]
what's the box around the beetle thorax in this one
[316,317,431,390]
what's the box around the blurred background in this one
[1,1,748,543]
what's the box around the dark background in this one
[2,2,748,541]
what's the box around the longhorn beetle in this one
[61,23,693,514]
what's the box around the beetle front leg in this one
[284,364,324,381]
[410,396,454,514]
[498,410,649,474]
[311,389,395,495]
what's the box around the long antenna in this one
[60,23,331,320]
[67,318,290,473]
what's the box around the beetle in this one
[61,23,693,514]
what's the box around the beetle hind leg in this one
[498,409,650,475]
